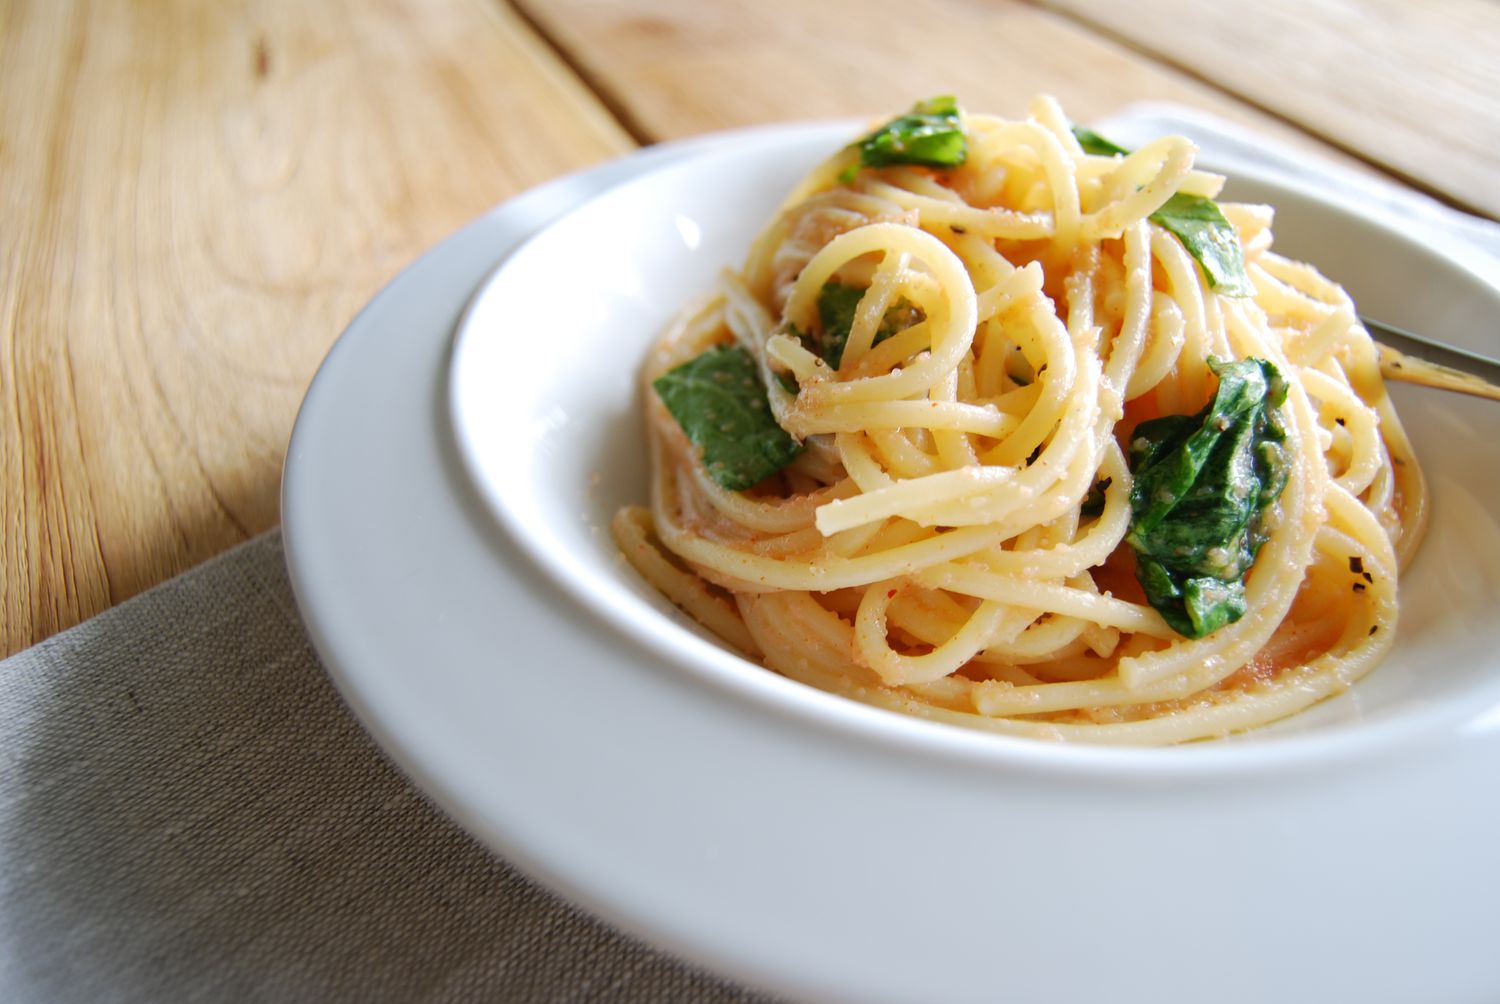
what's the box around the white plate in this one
[286,123,1500,1004]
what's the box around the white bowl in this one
[450,125,1500,758]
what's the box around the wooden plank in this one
[1038,0,1500,218]
[511,0,1374,169]
[0,0,633,656]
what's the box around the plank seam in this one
[1021,0,1490,219]
[500,0,656,147]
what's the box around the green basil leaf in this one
[856,96,967,170]
[815,283,866,369]
[1069,124,1254,297]
[1080,476,1113,518]
[1125,358,1290,638]
[1070,124,1129,157]
[814,282,923,370]
[1149,192,1256,297]
[653,345,803,491]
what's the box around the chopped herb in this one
[812,281,923,370]
[653,344,803,491]
[1069,123,1254,296]
[815,284,864,368]
[1026,444,1044,467]
[1070,124,1129,158]
[950,224,967,234]
[1370,625,1379,636]
[1349,556,1364,574]
[1149,192,1256,297]
[1335,417,1346,426]
[1125,358,1290,638]
[854,96,967,172]
[1353,582,1367,593]
[1081,477,1113,518]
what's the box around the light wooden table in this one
[3,0,1496,657]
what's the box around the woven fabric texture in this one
[0,533,777,1003]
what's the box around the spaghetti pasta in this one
[612,96,1427,745]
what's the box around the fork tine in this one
[1360,316,1500,401]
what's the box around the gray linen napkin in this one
[0,533,775,1003]
[3,108,1496,1004]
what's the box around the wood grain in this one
[510,0,1372,167]
[0,0,633,656]
[1038,0,1500,218]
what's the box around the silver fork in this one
[1362,317,1500,401]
